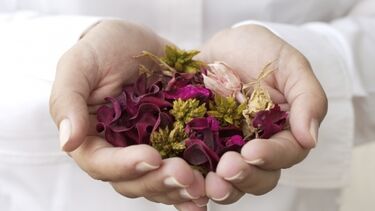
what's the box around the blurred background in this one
[0,0,374,211]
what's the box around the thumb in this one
[278,53,328,149]
[49,42,98,152]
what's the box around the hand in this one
[198,25,328,203]
[49,20,207,210]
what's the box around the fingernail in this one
[211,192,230,202]
[179,189,199,200]
[195,203,207,208]
[193,195,209,207]
[245,158,265,166]
[135,162,159,173]
[310,119,319,145]
[59,119,71,150]
[224,170,245,181]
[163,177,187,188]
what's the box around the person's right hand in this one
[49,20,207,210]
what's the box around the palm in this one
[71,21,168,136]
[200,26,304,106]
[196,25,327,204]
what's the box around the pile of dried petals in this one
[96,45,288,174]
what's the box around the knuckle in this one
[140,180,161,194]
[87,167,108,181]
[111,183,139,199]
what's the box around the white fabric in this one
[0,0,374,210]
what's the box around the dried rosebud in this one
[252,104,288,138]
[203,62,244,102]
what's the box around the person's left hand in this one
[197,25,327,203]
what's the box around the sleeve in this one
[0,13,100,156]
[233,0,375,188]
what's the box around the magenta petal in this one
[140,96,172,107]
[185,116,220,132]
[105,97,122,121]
[225,135,245,147]
[185,117,222,153]
[252,104,288,139]
[165,85,212,101]
[183,139,220,172]
[96,106,114,130]
[134,74,148,95]
[222,135,245,152]
[165,73,195,90]
[109,103,173,146]
[105,129,127,147]
[219,126,243,137]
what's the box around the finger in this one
[111,157,195,198]
[192,197,209,209]
[70,136,162,181]
[276,49,328,148]
[216,151,280,195]
[156,170,206,204]
[205,172,244,205]
[175,201,208,211]
[146,169,206,204]
[49,42,99,152]
[241,130,309,170]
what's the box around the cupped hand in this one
[49,20,207,210]
[198,24,328,204]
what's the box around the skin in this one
[198,25,327,204]
[49,20,327,210]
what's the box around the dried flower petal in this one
[96,74,173,147]
[185,116,221,151]
[208,95,246,127]
[165,85,212,101]
[221,135,245,153]
[252,104,288,138]
[150,124,187,158]
[203,62,243,101]
[162,45,203,74]
[170,98,207,125]
[183,138,220,174]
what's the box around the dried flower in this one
[252,104,288,139]
[96,74,173,147]
[165,73,196,91]
[183,117,246,173]
[208,95,246,127]
[170,98,207,124]
[138,45,204,76]
[97,45,288,174]
[150,124,187,158]
[221,135,246,153]
[203,62,244,102]
[164,85,212,101]
[183,117,221,172]
[242,62,276,138]
[183,138,220,175]
[162,45,203,74]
